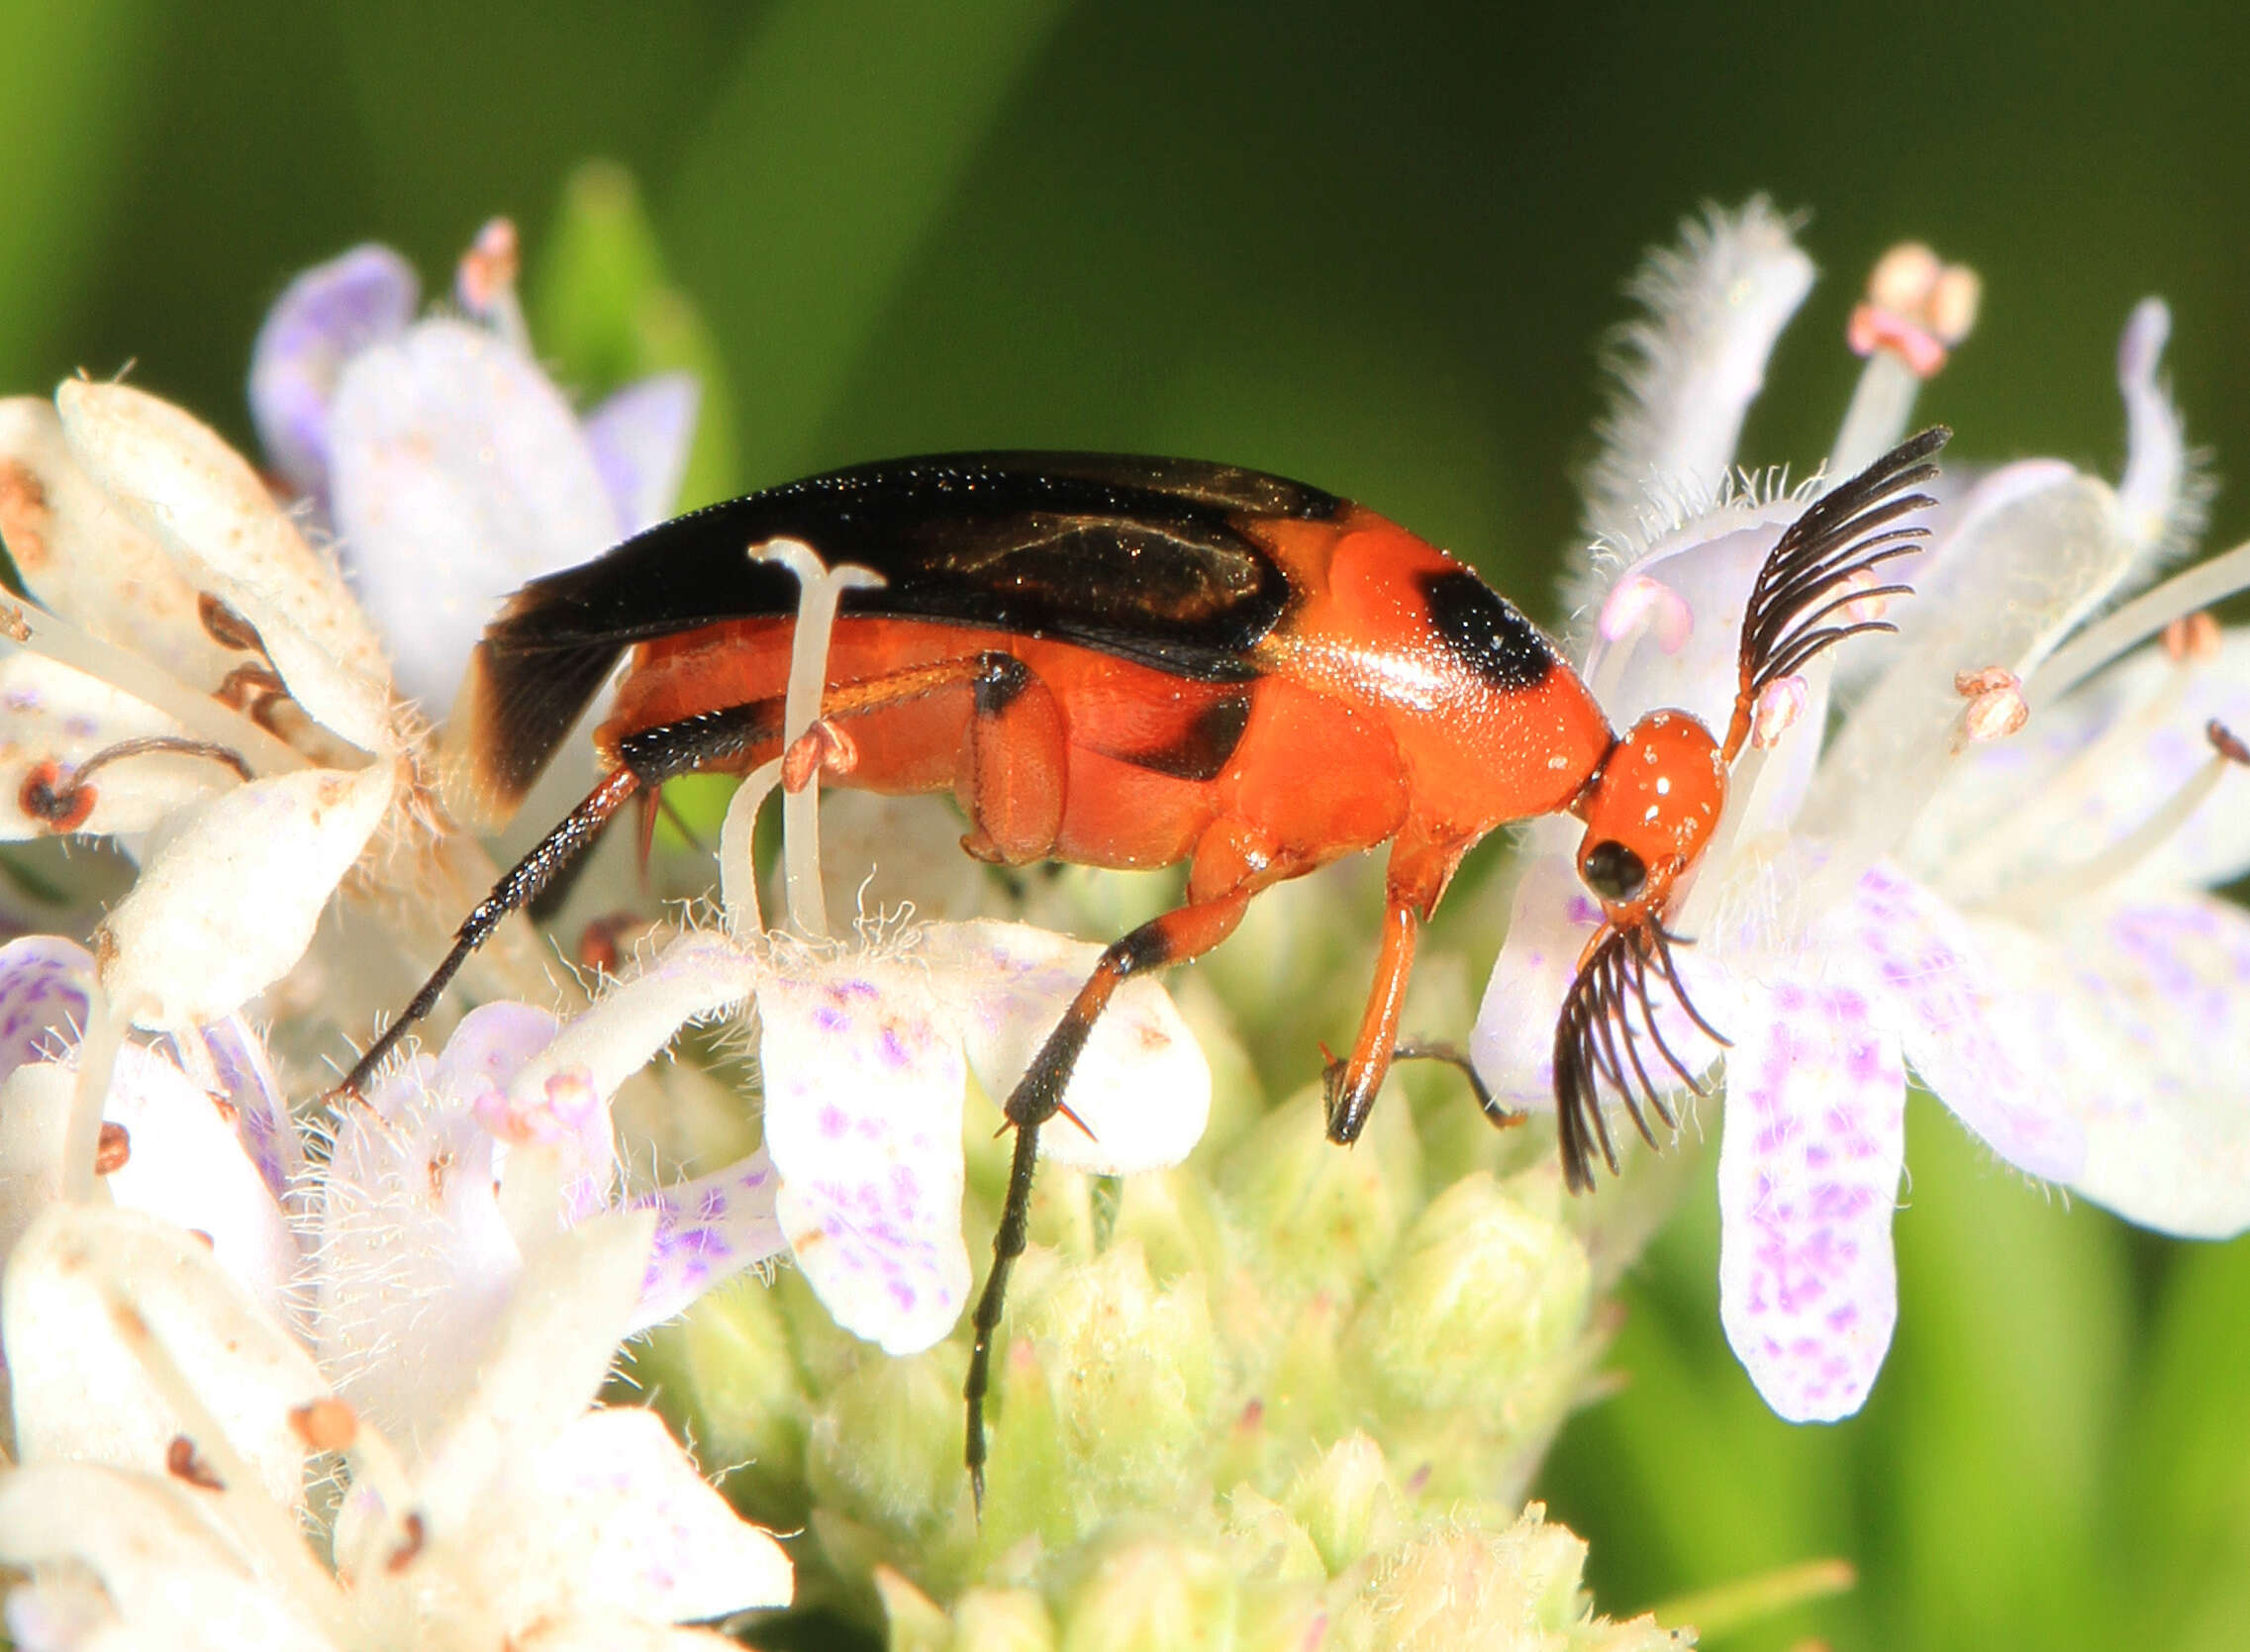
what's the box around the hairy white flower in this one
[1475,207,2250,1421]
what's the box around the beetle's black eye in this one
[1581,839,1647,903]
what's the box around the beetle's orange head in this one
[1572,710,1726,925]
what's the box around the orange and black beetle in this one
[341,430,1944,1497]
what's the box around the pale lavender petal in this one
[1581,510,1784,735]
[1977,895,2250,1237]
[582,373,699,535]
[1717,982,1906,1422]
[0,935,91,1085]
[628,1146,787,1330]
[327,319,616,715]
[1471,852,1600,1112]
[198,1015,301,1203]
[1835,861,2083,1182]
[916,919,1209,1174]
[246,244,420,503]
[760,960,970,1355]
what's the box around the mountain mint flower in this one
[1473,202,2250,1422]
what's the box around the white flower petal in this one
[1577,199,1814,564]
[55,381,393,754]
[98,762,395,1026]
[322,1047,521,1443]
[102,1044,295,1312]
[479,1406,791,1625]
[629,1147,786,1330]
[247,243,420,503]
[328,319,618,715]
[760,959,969,1355]
[1835,862,2083,1182]
[1977,895,2250,1238]
[412,1207,657,1528]
[0,652,228,841]
[2113,297,2201,569]
[919,919,1210,1174]
[505,929,758,1112]
[0,1464,341,1651]
[4,1204,329,1506]
[1716,984,1906,1422]
[582,374,699,535]
[0,398,243,693]
[1798,468,2130,886]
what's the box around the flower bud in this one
[640,1277,812,1527]
[807,1348,975,1544]
[950,1586,1059,1652]
[1053,1530,1238,1652]
[1343,1170,1591,1414]
[1217,1085,1421,1303]
[1285,1433,1402,1576]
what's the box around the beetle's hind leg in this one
[330,698,781,1102]
[964,886,1252,1508]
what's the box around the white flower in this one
[1473,202,2250,1422]
[248,221,698,717]
[0,1202,788,1650]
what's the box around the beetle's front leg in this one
[1322,834,1469,1144]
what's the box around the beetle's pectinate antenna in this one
[1555,428,1949,1191]
[1552,920,1728,1192]
[1721,425,1949,761]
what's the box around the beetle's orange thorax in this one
[1247,507,1614,842]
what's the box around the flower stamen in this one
[2028,536,2250,708]
[1955,667,2029,745]
[1989,718,2249,920]
[1832,243,1979,478]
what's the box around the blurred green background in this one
[9,1,2248,1646]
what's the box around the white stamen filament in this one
[1986,744,2236,923]
[104,1273,355,1642]
[62,989,133,1204]
[8,604,307,778]
[2028,536,2250,709]
[749,538,885,939]
[719,757,784,935]
[1828,348,1921,483]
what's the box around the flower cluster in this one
[1474,203,2250,1422]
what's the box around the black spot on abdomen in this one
[1418,568,1557,692]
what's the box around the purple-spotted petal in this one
[1717,982,1906,1422]
[918,919,1209,1174]
[1836,861,2083,1182]
[326,319,617,715]
[0,935,91,1084]
[198,1016,300,1202]
[759,960,969,1355]
[247,244,420,503]
[1977,895,2250,1238]
[628,1147,786,1330]
[582,373,699,535]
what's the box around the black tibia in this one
[333,700,778,1102]
[963,911,1184,1509]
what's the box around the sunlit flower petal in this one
[98,761,396,1026]
[246,243,420,505]
[1716,983,1905,1421]
[4,1203,328,1506]
[630,1147,785,1329]
[0,653,230,840]
[56,380,395,756]
[476,1406,793,1624]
